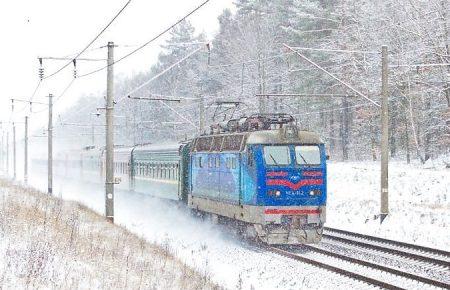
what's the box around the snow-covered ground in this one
[327,161,450,250]
[16,160,450,289]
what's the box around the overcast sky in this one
[0,0,234,136]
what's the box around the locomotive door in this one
[238,152,242,205]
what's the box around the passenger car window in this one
[231,157,237,169]
[263,146,291,165]
[226,157,231,169]
[295,145,321,165]
[216,156,220,168]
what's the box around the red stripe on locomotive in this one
[266,178,323,190]
[264,208,320,215]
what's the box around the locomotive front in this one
[244,125,327,244]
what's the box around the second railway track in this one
[265,228,450,289]
[323,227,450,268]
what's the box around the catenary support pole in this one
[1,131,3,172]
[6,131,9,176]
[199,94,205,134]
[105,41,115,223]
[24,116,28,184]
[13,122,16,180]
[91,123,95,146]
[48,93,53,195]
[380,45,389,223]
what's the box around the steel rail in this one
[303,245,450,289]
[322,233,450,268]
[325,227,450,258]
[324,228,450,268]
[266,246,404,290]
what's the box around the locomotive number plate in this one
[281,215,307,225]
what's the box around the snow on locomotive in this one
[83,113,327,244]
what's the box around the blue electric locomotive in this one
[187,114,326,244]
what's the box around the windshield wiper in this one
[298,153,309,164]
[269,153,278,165]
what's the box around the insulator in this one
[38,58,44,80]
[38,67,44,80]
[72,59,77,78]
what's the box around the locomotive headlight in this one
[309,190,321,196]
[268,190,281,197]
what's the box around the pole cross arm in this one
[255,93,357,98]
[283,44,381,107]
[128,95,181,102]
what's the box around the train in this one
[59,113,328,245]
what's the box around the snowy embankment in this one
[22,161,449,290]
[327,160,450,250]
[0,179,218,289]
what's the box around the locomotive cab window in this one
[295,145,321,165]
[263,146,291,165]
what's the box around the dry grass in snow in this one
[0,179,219,289]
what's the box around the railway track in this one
[265,229,450,289]
[323,227,450,268]
[267,246,404,289]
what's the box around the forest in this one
[58,0,450,163]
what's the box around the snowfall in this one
[1,159,449,289]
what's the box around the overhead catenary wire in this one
[78,0,212,78]
[292,103,371,116]
[8,81,43,121]
[117,46,207,129]
[288,46,379,55]
[8,0,132,123]
[207,51,296,69]
[122,46,204,100]
[31,79,77,114]
[43,0,133,80]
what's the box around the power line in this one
[284,43,381,107]
[43,0,132,80]
[390,63,450,68]
[31,79,76,114]
[288,46,379,55]
[78,0,212,78]
[52,1,212,128]
[30,81,41,102]
[9,81,42,121]
[292,103,371,116]
[123,46,204,100]
[208,51,295,69]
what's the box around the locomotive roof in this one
[246,130,322,144]
[132,143,180,152]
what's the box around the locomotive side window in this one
[263,146,291,165]
[295,145,321,165]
